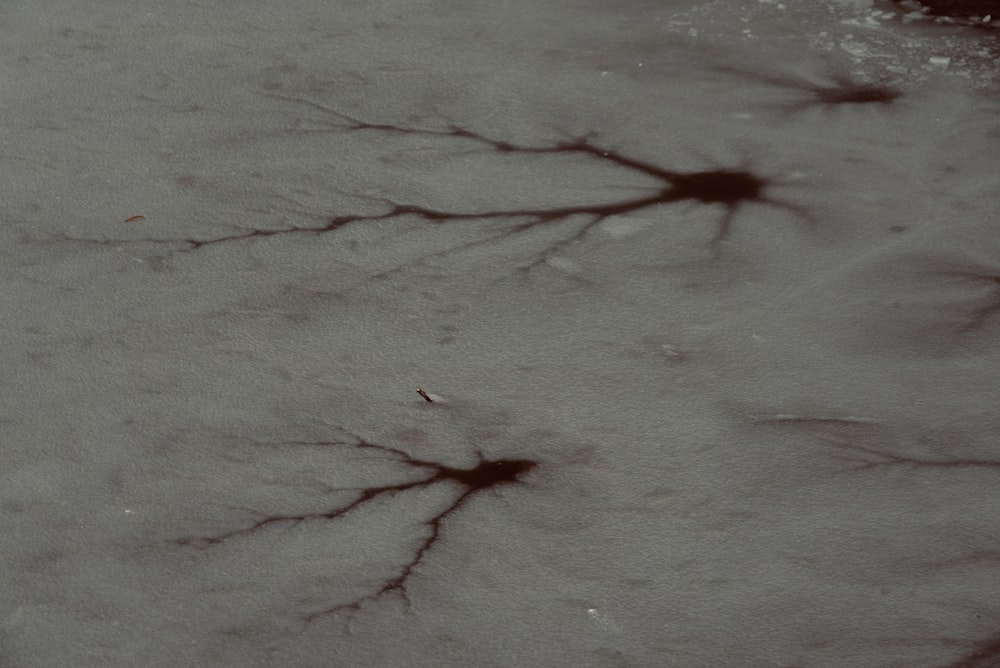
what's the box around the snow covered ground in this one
[2,1,998,666]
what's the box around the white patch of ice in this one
[600,216,653,238]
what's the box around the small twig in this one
[415,387,433,403]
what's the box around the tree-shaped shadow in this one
[289,103,813,267]
[716,62,904,115]
[66,100,813,271]
[165,429,537,624]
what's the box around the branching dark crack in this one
[812,435,1000,473]
[67,99,811,268]
[715,64,904,114]
[753,417,1000,473]
[307,105,812,261]
[168,431,537,622]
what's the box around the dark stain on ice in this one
[170,432,537,620]
[944,630,1000,668]
[810,81,902,106]
[718,64,904,113]
[310,110,809,262]
[71,101,810,265]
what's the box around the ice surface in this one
[1,1,999,667]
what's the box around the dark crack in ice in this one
[168,431,537,622]
[305,105,812,263]
[753,416,1000,474]
[67,100,811,267]
[716,64,904,114]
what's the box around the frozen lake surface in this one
[2,1,999,666]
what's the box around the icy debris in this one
[842,15,886,28]
[587,608,621,632]
[839,40,871,57]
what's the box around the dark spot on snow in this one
[811,83,903,106]
[665,169,768,204]
[168,432,537,622]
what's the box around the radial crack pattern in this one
[307,106,811,261]
[69,100,811,267]
[168,432,537,621]
[715,64,904,114]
